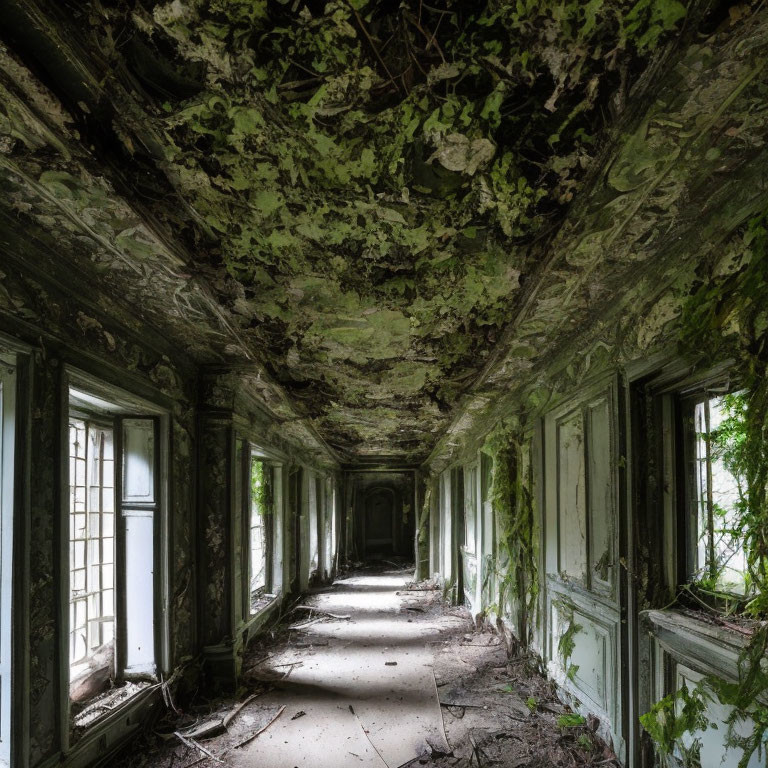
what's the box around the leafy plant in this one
[557,713,587,727]
[642,209,768,766]
[577,733,594,750]
[110,0,697,442]
[251,459,271,516]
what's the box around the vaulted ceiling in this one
[2,0,767,464]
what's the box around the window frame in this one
[0,351,18,768]
[246,455,272,614]
[240,443,280,621]
[678,386,750,598]
[60,368,170,745]
[66,415,116,676]
[642,360,749,609]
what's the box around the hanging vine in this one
[640,209,768,766]
[483,420,539,647]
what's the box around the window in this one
[327,477,336,576]
[464,465,477,554]
[249,458,269,613]
[0,354,16,768]
[330,480,336,566]
[67,387,161,728]
[308,471,319,575]
[68,420,115,685]
[685,391,749,594]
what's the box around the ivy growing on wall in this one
[640,210,768,766]
[483,420,538,647]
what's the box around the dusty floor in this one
[110,567,620,768]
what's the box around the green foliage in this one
[577,733,594,750]
[642,209,768,766]
[133,0,693,422]
[557,713,587,728]
[557,604,582,662]
[526,696,538,712]
[679,210,768,616]
[251,459,271,515]
[640,685,709,765]
[483,421,539,645]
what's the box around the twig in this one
[351,709,389,766]
[294,606,351,620]
[234,705,287,749]
[343,0,401,93]
[222,693,260,728]
[468,731,483,767]
[278,76,324,92]
[431,668,449,750]
[173,731,227,765]
[289,617,326,630]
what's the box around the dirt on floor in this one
[107,568,621,768]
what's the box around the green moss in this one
[125,0,696,454]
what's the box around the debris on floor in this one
[108,568,619,768]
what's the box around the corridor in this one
[231,570,452,768]
[2,3,767,764]
[115,569,618,768]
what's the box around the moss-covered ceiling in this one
[1,0,766,463]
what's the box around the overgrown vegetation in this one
[641,210,768,766]
[484,421,538,647]
[251,460,271,515]
[93,0,697,452]
[556,603,583,683]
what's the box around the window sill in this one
[242,594,280,632]
[641,608,751,681]
[64,682,160,764]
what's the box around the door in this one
[541,375,626,760]
[364,488,395,556]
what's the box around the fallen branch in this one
[222,693,260,728]
[174,731,227,765]
[294,606,351,620]
[289,617,326,630]
[234,705,287,749]
[440,701,487,709]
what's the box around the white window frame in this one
[67,418,116,677]
[248,456,271,614]
[685,390,749,595]
[0,353,16,768]
[61,370,169,742]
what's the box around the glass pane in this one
[692,393,749,593]
[68,417,118,692]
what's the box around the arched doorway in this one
[364,488,396,557]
